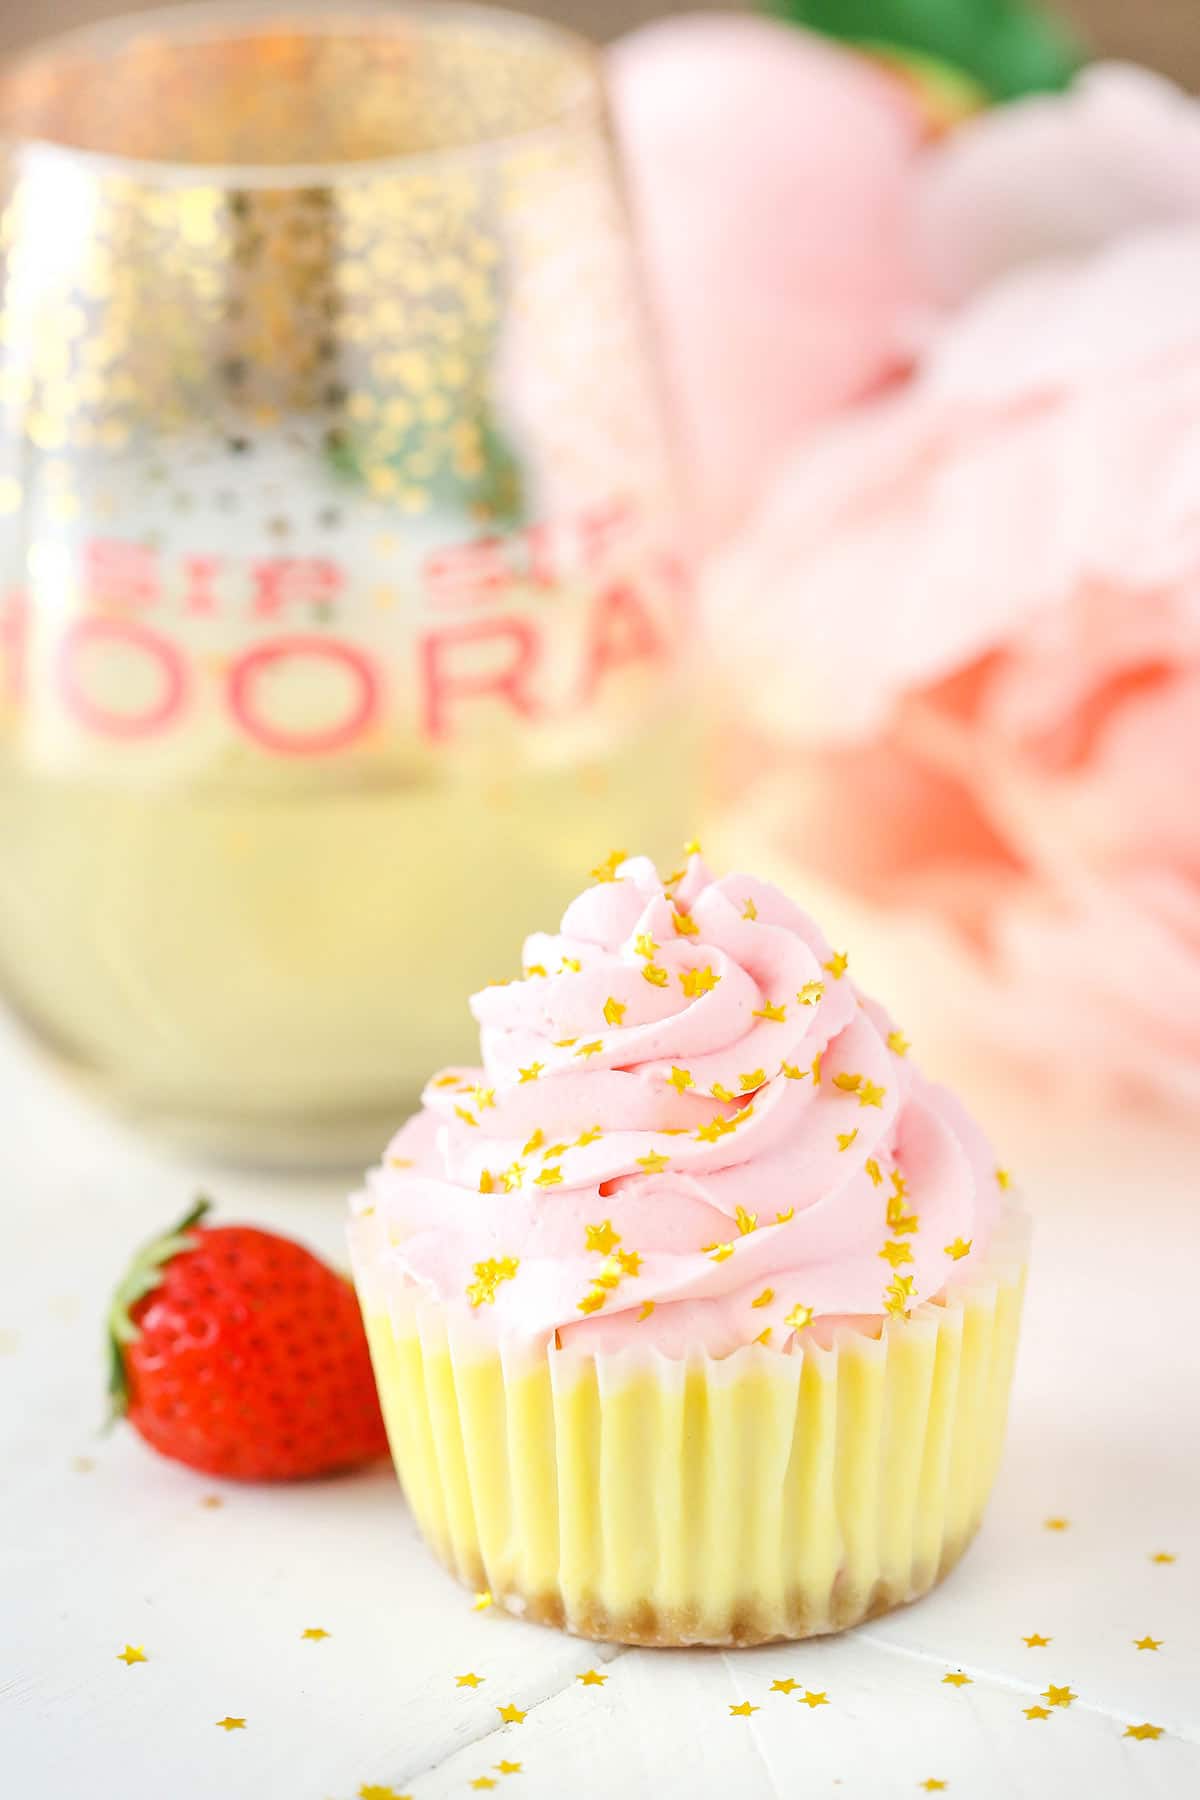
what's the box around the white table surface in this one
[3,1009,1198,1800]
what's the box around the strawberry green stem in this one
[106,1196,211,1423]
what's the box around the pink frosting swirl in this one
[358,854,1005,1355]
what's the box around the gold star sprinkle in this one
[1043,1685,1075,1708]
[707,1242,735,1263]
[577,1289,606,1315]
[812,1052,822,1084]
[592,1263,622,1290]
[534,1166,563,1187]
[358,1787,410,1800]
[603,997,626,1027]
[942,1673,972,1687]
[473,1591,493,1611]
[865,1158,883,1186]
[751,1288,775,1309]
[576,1040,604,1059]
[643,964,669,988]
[638,1300,655,1321]
[473,1086,497,1112]
[887,1031,911,1056]
[524,963,547,978]
[729,1701,759,1717]
[1134,1637,1163,1651]
[215,1717,246,1731]
[1024,1706,1050,1721]
[501,1162,526,1193]
[433,1073,461,1087]
[455,1107,479,1127]
[457,1672,485,1687]
[739,1069,766,1091]
[496,1763,522,1776]
[591,849,627,883]
[301,1628,330,1641]
[799,1690,828,1708]
[467,1258,520,1307]
[585,1220,620,1255]
[577,1669,607,1686]
[823,950,849,978]
[996,1167,1012,1189]
[780,1062,805,1080]
[1045,1518,1070,1531]
[681,964,721,998]
[635,1149,669,1175]
[729,1209,756,1241]
[672,909,700,938]
[522,1128,546,1155]
[858,1080,886,1108]
[1125,1724,1164,1740]
[575,1125,603,1147]
[667,1067,694,1093]
[472,1780,498,1791]
[1151,1551,1176,1563]
[615,1248,643,1277]
[784,1303,815,1333]
[634,933,659,959]
[752,1000,787,1022]
[775,1207,795,1223]
[554,1037,578,1048]
[834,1071,862,1092]
[518,1063,543,1083]
[1023,1634,1051,1648]
[767,1678,798,1694]
[479,1170,495,1194]
[797,980,825,1007]
[711,1082,736,1101]
[920,1785,947,1794]
[754,1327,772,1346]
[117,1645,146,1666]
[695,1117,735,1144]
[743,898,758,920]
[944,1238,972,1261]
[884,1274,915,1316]
[879,1240,914,1268]
[684,837,703,855]
[837,1129,859,1152]
[497,1704,526,1724]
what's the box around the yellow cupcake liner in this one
[350,1204,1028,1646]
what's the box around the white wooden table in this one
[3,1010,1197,1800]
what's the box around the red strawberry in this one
[108,1197,388,1481]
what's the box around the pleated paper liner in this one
[350,1202,1029,1646]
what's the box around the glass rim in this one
[0,0,606,188]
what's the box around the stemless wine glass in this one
[0,4,692,1164]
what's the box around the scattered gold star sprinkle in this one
[751,1288,775,1309]
[433,1074,460,1087]
[944,1238,972,1261]
[577,1291,607,1314]
[684,838,702,855]
[200,1494,223,1508]
[824,950,849,978]
[554,1037,578,1048]
[833,1072,862,1092]
[603,997,626,1027]
[920,1784,947,1794]
[575,1125,603,1147]
[634,933,659,959]
[888,1191,920,1233]
[775,1207,795,1223]
[614,1248,643,1277]
[636,1150,671,1175]
[996,1167,1012,1190]
[784,1303,815,1333]
[467,1258,519,1307]
[695,1117,735,1144]
[479,1170,496,1194]
[1134,1636,1163,1651]
[215,1717,246,1731]
[592,849,627,883]
[884,1274,915,1316]
[1045,1518,1070,1532]
[1023,1634,1051,1648]
[858,1079,886,1108]
[707,1242,735,1263]
[879,1240,914,1268]
[116,1645,146,1666]
[519,1063,544,1083]
[524,963,547,978]
[1043,1685,1075,1708]
[797,980,825,1006]
[837,1129,859,1152]
[592,1262,622,1291]
[496,1763,522,1776]
[887,1031,911,1056]
[743,897,758,920]
[585,1220,621,1255]
[643,963,669,988]
[666,1066,694,1093]
[497,1704,526,1724]
[522,1128,546,1155]
[359,1786,410,1800]
[681,964,721,998]
[672,909,700,938]
[456,1673,485,1688]
[865,1158,882,1186]
[455,1107,480,1127]
[1024,1706,1051,1721]
[501,1162,526,1193]
[711,1081,736,1101]
[812,1052,823,1084]
[734,1206,758,1237]
[577,1669,607,1686]
[301,1628,330,1641]
[473,1086,497,1112]
[472,1780,498,1791]
[753,1000,787,1022]
[473,1591,492,1611]
[1150,1551,1176,1563]
[780,1062,804,1080]
[729,1701,759,1717]
[638,1300,655,1321]
[770,1679,798,1694]
[1125,1723,1164,1740]
[739,1069,766,1091]
[942,1673,972,1688]
[754,1327,772,1345]
[534,1166,563,1187]
[799,1690,829,1709]
[576,1040,604,1059]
